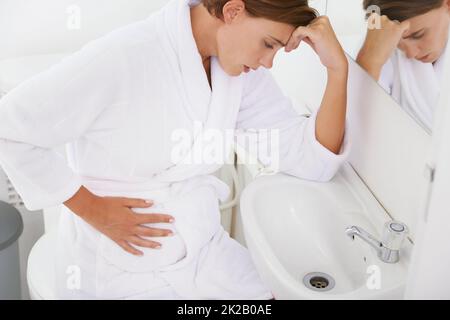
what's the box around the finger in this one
[121,198,154,208]
[285,31,297,52]
[285,37,295,52]
[286,27,310,52]
[289,39,302,52]
[286,21,322,51]
[381,15,391,22]
[285,38,301,52]
[308,15,324,26]
[292,35,314,51]
[303,37,314,48]
[293,26,317,43]
[128,236,162,249]
[135,225,174,237]
[117,240,143,256]
[287,31,316,52]
[400,20,411,34]
[134,213,175,224]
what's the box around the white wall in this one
[327,0,367,37]
[0,0,168,60]
[272,45,327,114]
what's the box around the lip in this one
[418,54,431,61]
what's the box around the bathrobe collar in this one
[161,0,230,123]
[155,0,244,182]
[392,37,449,132]
[433,40,448,83]
[177,0,212,121]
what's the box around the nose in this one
[258,52,276,69]
[400,41,421,59]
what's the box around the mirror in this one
[328,0,449,134]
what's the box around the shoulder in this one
[78,15,166,68]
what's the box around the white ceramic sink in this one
[240,164,412,299]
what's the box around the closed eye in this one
[411,33,425,40]
[404,29,426,40]
[264,41,274,49]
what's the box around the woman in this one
[0,0,349,299]
[357,0,450,133]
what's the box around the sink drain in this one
[303,272,335,292]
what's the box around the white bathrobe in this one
[379,43,448,133]
[0,0,349,299]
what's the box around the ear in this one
[222,0,246,24]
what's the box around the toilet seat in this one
[27,231,58,300]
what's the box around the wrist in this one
[356,53,383,81]
[63,186,98,219]
[356,50,384,72]
[327,60,348,79]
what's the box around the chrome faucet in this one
[345,221,409,264]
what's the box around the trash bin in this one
[0,201,23,299]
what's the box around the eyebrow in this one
[403,28,425,39]
[268,35,288,47]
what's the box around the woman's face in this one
[215,3,295,76]
[398,0,450,63]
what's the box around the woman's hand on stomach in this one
[64,186,175,256]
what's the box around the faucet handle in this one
[382,221,409,250]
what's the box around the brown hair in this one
[201,0,318,27]
[363,0,445,21]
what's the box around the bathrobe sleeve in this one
[236,68,350,182]
[379,57,394,94]
[0,42,127,211]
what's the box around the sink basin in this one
[240,164,411,299]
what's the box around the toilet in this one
[27,231,58,300]
[26,206,61,300]
[25,202,68,300]
[0,54,69,301]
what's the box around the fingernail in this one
[145,200,153,204]
[155,245,162,249]
[169,218,175,223]
[167,231,174,236]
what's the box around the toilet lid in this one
[27,231,58,299]
[0,201,23,251]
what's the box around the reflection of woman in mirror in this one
[357,0,450,132]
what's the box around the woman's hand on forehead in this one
[284,16,348,73]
